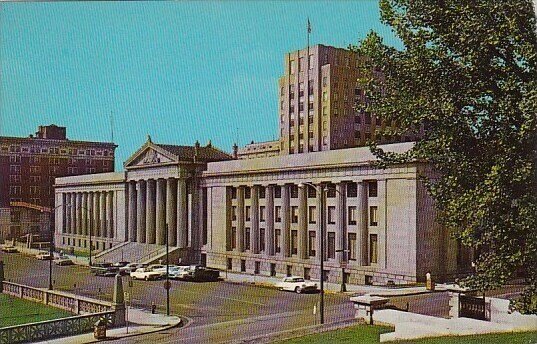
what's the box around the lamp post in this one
[43,203,70,290]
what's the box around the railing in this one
[0,311,115,344]
[2,281,112,314]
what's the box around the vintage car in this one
[276,276,318,293]
[130,267,162,281]
[54,256,74,266]
[35,251,54,260]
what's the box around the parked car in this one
[276,276,318,293]
[95,266,120,277]
[1,245,18,253]
[112,261,130,268]
[119,263,147,275]
[177,266,220,282]
[130,267,162,281]
[90,262,113,274]
[35,251,53,260]
[147,264,167,277]
[54,256,74,266]
[168,266,191,280]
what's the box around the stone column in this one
[156,179,167,245]
[357,181,368,266]
[136,180,147,243]
[176,178,188,248]
[166,178,177,246]
[82,193,88,236]
[107,191,114,239]
[71,192,77,235]
[100,192,107,238]
[251,185,260,254]
[266,185,275,256]
[128,182,137,242]
[298,183,308,259]
[281,184,290,257]
[76,193,82,235]
[336,182,347,262]
[316,184,324,263]
[237,186,245,252]
[93,192,100,237]
[378,179,387,268]
[88,192,94,240]
[146,180,156,244]
[64,193,70,234]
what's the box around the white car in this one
[54,256,74,266]
[168,266,192,280]
[36,251,53,260]
[130,267,162,281]
[276,276,318,293]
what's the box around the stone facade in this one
[54,140,467,285]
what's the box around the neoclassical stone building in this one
[54,137,467,285]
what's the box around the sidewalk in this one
[222,271,443,297]
[36,308,182,344]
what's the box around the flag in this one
[307,18,312,34]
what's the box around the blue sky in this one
[0,1,400,169]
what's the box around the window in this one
[245,228,251,250]
[328,232,336,259]
[280,86,285,96]
[370,234,378,263]
[348,233,357,260]
[322,76,327,87]
[291,206,299,223]
[275,206,282,222]
[308,206,316,224]
[369,206,378,226]
[9,175,21,183]
[245,187,251,199]
[259,206,266,222]
[291,230,298,255]
[286,265,292,277]
[9,186,21,195]
[347,182,357,197]
[290,185,298,198]
[231,227,237,249]
[232,206,237,221]
[259,187,266,199]
[270,263,276,276]
[307,186,316,198]
[275,229,281,253]
[241,259,246,272]
[231,188,237,199]
[299,57,305,72]
[260,228,266,252]
[227,258,233,270]
[245,206,251,221]
[29,186,40,195]
[274,186,282,198]
[348,206,357,225]
[309,54,314,68]
[368,181,378,197]
[326,185,336,198]
[322,91,328,101]
[327,206,336,224]
[10,165,21,174]
[254,261,260,275]
[308,231,316,257]
[290,60,296,74]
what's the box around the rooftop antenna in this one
[110,111,114,143]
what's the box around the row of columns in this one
[62,191,114,239]
[230,181,372,266]
[127,178,189,247]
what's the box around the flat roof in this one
[204,142,414,176]
[55,172,125,186]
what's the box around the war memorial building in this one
[53,45,469,285]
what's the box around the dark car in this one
[189,266,220,282]
[90,262,113,274]
[94,266,120,277]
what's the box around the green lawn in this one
[0,294,74,328]
[276,325,537,344]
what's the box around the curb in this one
[83,316,185,343]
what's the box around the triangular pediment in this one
[124,141,178,169]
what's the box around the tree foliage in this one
[353,0,537,313]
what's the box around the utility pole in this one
[165,223,170,316]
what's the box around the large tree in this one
[354,0,537,313]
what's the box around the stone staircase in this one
[94,242,178,264]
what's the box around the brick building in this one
[0,124,116,242]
